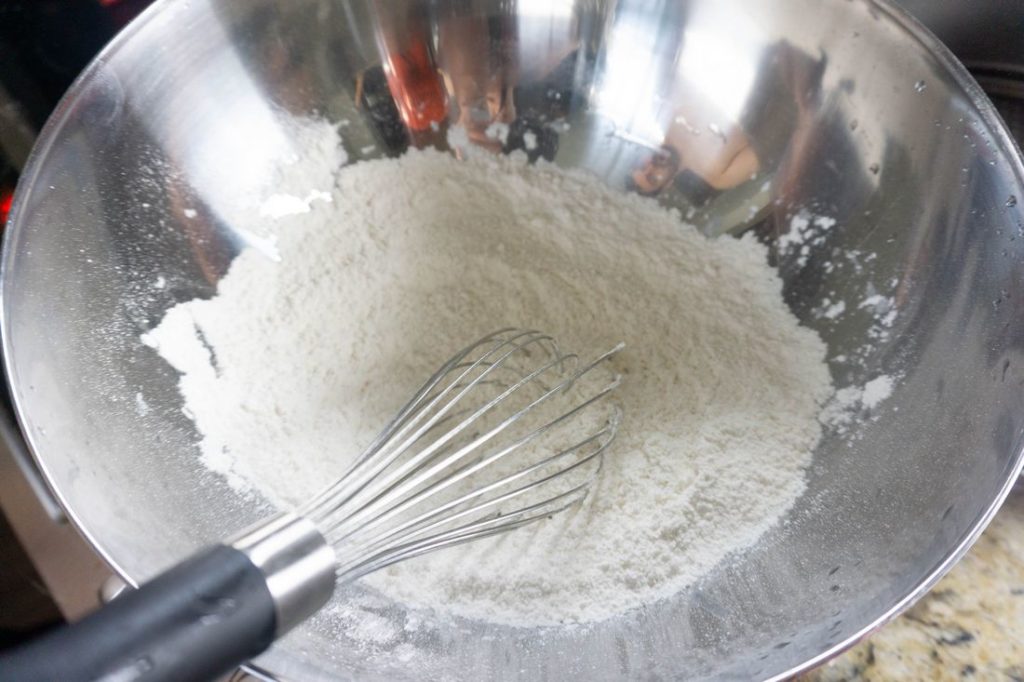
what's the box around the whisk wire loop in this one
[298,328,623,584]
[303,329,555,515]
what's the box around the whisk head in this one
[299,328,622,583]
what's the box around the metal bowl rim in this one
[1,0,1022,679]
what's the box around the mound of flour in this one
[142,129,832,626]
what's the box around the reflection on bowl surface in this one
[3,0,1024,680]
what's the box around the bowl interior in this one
[4,0,1024,680]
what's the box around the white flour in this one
[142,125,833,626]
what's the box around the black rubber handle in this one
[0,544,277,682]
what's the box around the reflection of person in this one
[632,146,681,196]
[631,42,825,205]
[631,132,759,200]
[754,44,828,206]
[363,3,580,162]
[432,5,578,161]
[434,12,519,155]
[631,90,760,198]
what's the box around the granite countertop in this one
[802,486,1024,681]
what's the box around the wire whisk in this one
[301,327,623,582]
[0,328,623,682]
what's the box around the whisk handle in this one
[0,544,276,682]
[0,513,336,682]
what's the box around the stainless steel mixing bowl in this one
[3,0,1024,679]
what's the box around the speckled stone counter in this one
[802,487,1024,681]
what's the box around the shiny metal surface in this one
[231,513,336,638]
[895,0,1024,492]
[98,574,129,605]
[2,0,1024,680]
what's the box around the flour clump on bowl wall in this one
[142,122,834,626]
